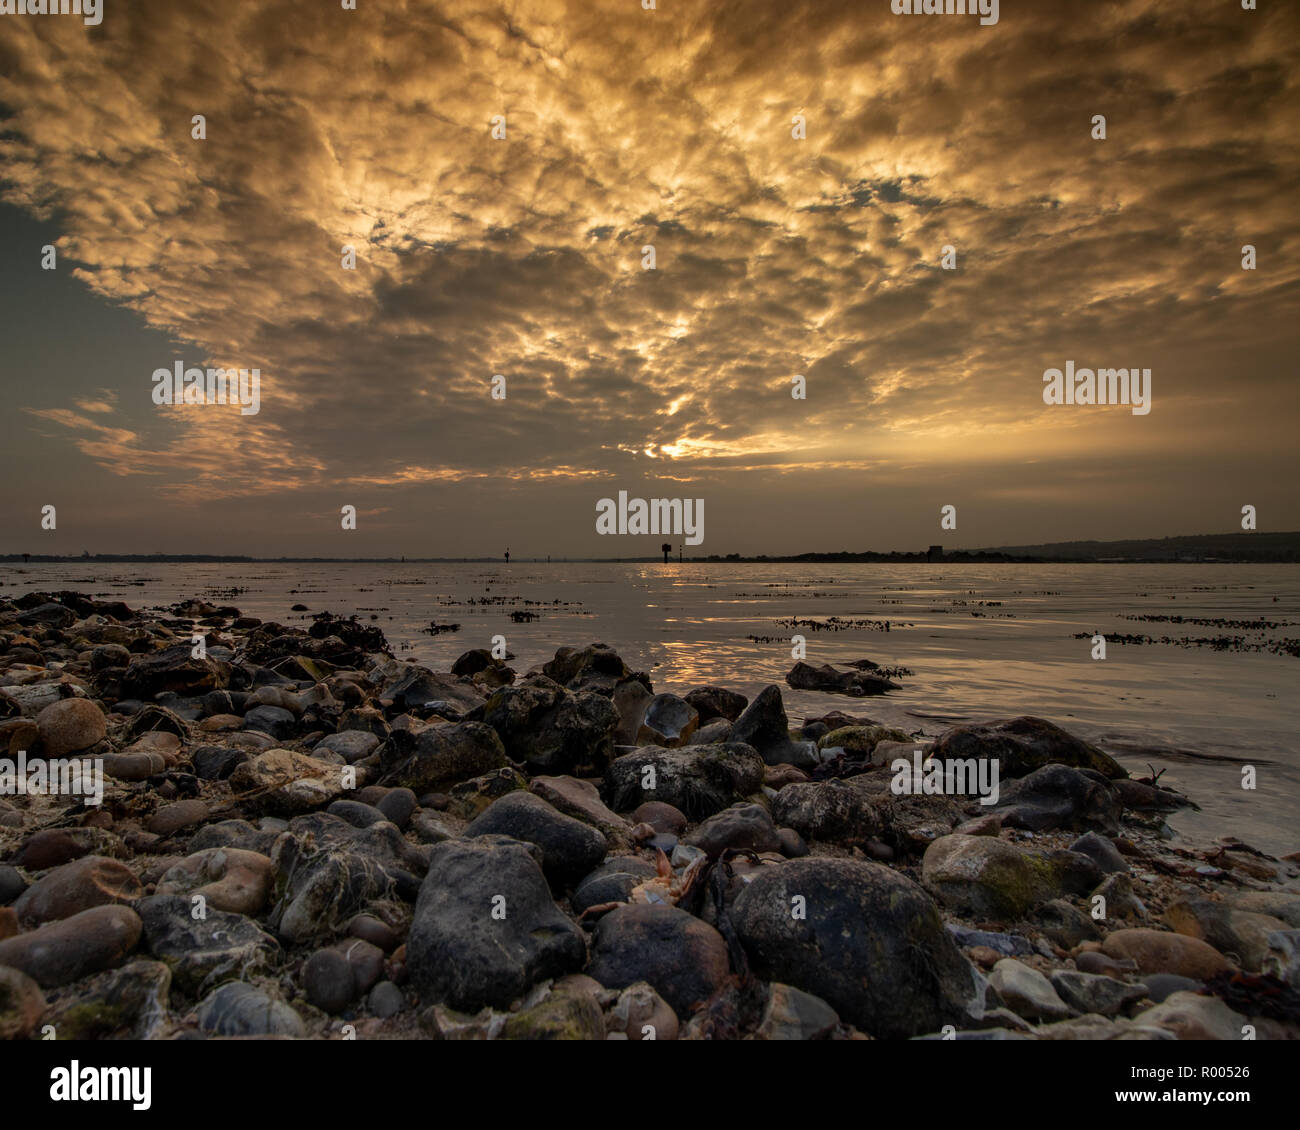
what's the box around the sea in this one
[4,561,1297,855]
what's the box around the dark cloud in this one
[0,0,1297,555]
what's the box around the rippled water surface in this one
[5,561,1297,853]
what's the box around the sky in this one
[0,0,1297,558]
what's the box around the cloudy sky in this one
[1,0,1297,558]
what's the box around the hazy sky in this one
[1,0,1297,557]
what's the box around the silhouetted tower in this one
[661,542,671,564]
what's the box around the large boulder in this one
[730,686,817,769]
[377,664,486,716]
[636,694,699,748]
[586,903,731,1019]
[228,749,347,816]
[687,804,782,858]
[604,743,765,821]
[120,644,230,699]
[465,792,608,889]
[529,775,630,842]
[407,837,586,1012]
[612,679,654,746]
[480,676,618,774]
[928,717,1126,780]
[921,834,1048,919]
[992,764,1121,835]
[265,815,421,944]
[786,662,900,696]
[684,686,749,724]
[1162,897,1286,972]
[771,778,885,849]
[136,894,280,995]
[381,720,508,792]
[731,857,980,1038]
[541,643,633,694]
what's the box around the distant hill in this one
[975,531,1300,563]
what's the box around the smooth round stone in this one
[376,788,417,829]
[198,714,244,733]
[647,833,677,854]
[778,827,809,858]
[1140,973,1203,1003]
[156,848,275,915]
[14,856,142,924]
[367,981,404,1018]
[125,730,182,758]
[102,752,165,781]
[0,864,28,905]
[0,966,45,1039]
[191,745,250,780]
[347,914,400,953]
[632,802,687,836]
[303,948,356,1013]
[10,829,97,871]
[0,905,142,987]
[313,731,379,764]
[243,704,296,740]
[35,698,106,756]
[326,800,389,829]
[1101,929,1235,980]
[335,937,387,995]
[146,799,209,836]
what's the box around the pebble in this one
[155,847,275,915]
[988,958,1073,1020]
[146,798,210,836]
[0,965,46,1039]
[196,981,305,1037]
[367,981,405,1018]
[102,752,166,781]
[754,983,839,1041]
[347,914,400,953]
[303,947,356,1013]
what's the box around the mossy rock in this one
[817,725,912,755]
[501,987,605,1040]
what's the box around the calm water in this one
[5,562,1298,854]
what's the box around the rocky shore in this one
[1,589,1298,1041]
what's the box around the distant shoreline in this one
[2,530,1298,567]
